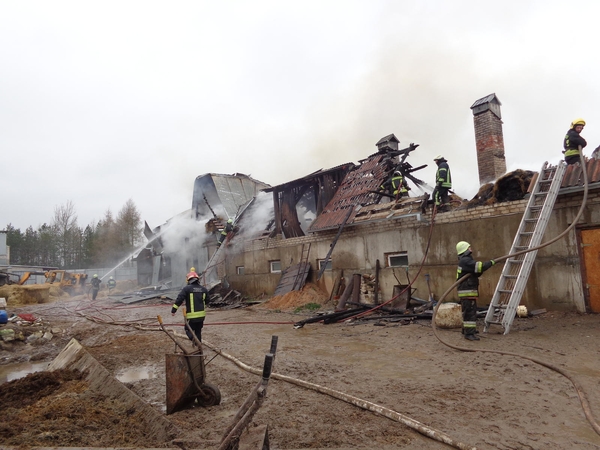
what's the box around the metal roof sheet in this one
[471,93,501,109]
[308,153,388,232]
[561,157,600,188]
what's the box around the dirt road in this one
[1,293,599,449]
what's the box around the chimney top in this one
[471,93,502,119]
[376,134,400,152]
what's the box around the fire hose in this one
[178,332,477,450]
[431,153,600,437]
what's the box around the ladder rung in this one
[519,232,534,235]
[514,246,528,249]
[524,219,538,223]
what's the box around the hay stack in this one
[0,285,51,307]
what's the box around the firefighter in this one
[456,241,495,341]
[379,171,409,200]
[107,276,116,293]
[563,118,587,165]
[432,155,452,212]
[171,271,208,343]
[90,274,102,300]
[217,219,234,247]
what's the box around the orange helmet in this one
[186,271,199,282]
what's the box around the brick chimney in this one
[470,93,507,184]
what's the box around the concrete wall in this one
[224,187,600,312]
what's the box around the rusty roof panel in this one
[308,154,388,232]
[561,158,600,188]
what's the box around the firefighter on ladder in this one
[217,219,234,247]
[456,241,495,341]
[379,170,409,201]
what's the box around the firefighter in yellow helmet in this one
[171,271,208,343]
[379,170,409,200]
[563,118,587,165]
[456,241,496,341]
[217,218,234,247]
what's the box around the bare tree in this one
[52,201,79,268]
[117,199,143,249]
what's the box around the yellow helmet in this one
[456,241,471,255]
[571,118,586,128]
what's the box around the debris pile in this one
[0,369,167,447]
[462,169,535,208]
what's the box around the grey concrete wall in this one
[224,187,600,313]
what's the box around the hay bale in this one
[0,285,51,307]
[435,303,462,329]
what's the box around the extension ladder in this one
[484,161,567,335]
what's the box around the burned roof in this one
[308,153,389,232]
[192,173,270,220]
[262,163,354,193]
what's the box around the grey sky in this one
[2,0,598,231]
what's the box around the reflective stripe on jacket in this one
[456,252,493,298]
[172,282,207,319]
[564,129,587,157]
[435,162,452,189]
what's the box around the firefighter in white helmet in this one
[456,241,496,341]
[563,118,587,165]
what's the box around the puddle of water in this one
[0,361,49,384]
[116,366,157,383]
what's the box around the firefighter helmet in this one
[93,274,98,278]
[433,155,445,161]
[394,171,401,176]
[186,271,199,282]
[571,118,586,128]
[456,241,471,255]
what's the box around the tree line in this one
[4,199,145,270]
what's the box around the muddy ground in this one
[0,286,599,450]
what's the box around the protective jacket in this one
[435,161,452,188]
[91,278,101,290]
[107,279,116,289]
[563,129,587,158]
[171,281,207,321]
[380,174,408,196]
[456,251,494,298]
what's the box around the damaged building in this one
[145,94,600,315]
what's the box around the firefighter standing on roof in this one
[563,118,587,165]
[456,241,495,341]
[432,155,452,212]
[171,271,208,343]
